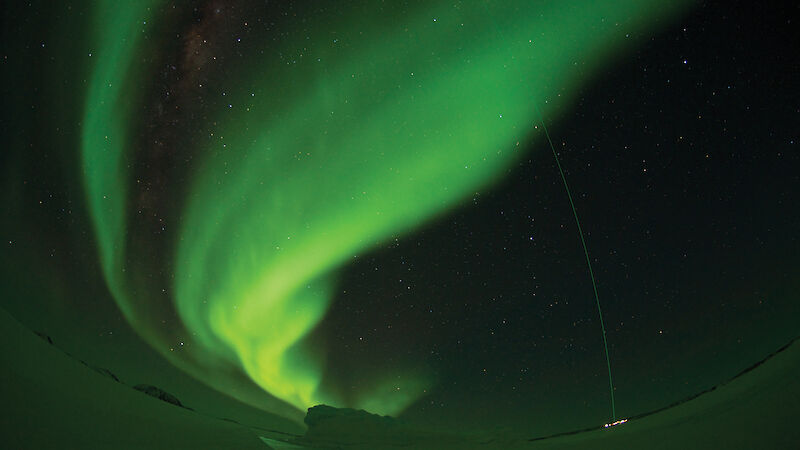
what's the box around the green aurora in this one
[80,1,689,419]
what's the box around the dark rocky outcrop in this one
[303,404,399,442]
[89,366,120,382]
[133,384,188,409]
[298,405,458,447]
[305,405,397,429]
[34,331,53,345]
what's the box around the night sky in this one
[2,0,798,439]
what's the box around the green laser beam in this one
[536,106,616,421]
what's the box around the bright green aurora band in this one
[81,1,688,421]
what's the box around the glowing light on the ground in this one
[604,418,629,428]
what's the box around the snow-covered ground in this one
[2,306,798,449]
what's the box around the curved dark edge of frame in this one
[527,334,800,442]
